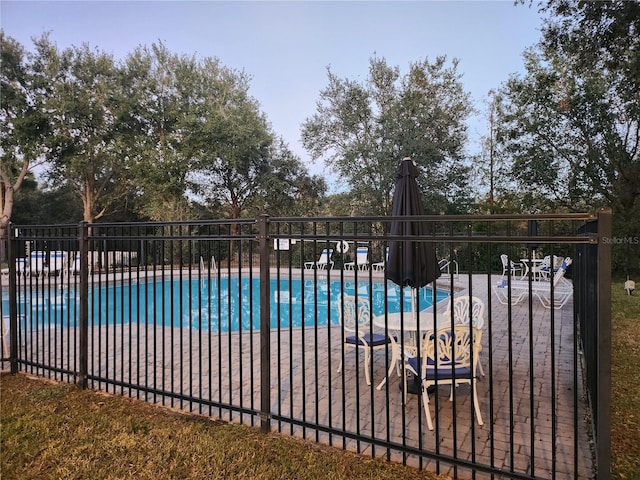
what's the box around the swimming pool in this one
[3,278,449,333]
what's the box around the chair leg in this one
[364,348,371,385]
[422,383,434,431]
[472,382,484,426]
[477,358,485,376]
[376,342,399,390]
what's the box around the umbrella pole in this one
[411,287,417,332]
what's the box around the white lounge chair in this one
[344,246,369,271]
[304,249,334,270]
[48,251,67,276]
[64,253,82,277]
[29,251,47,277]
[11,258,29,276]
[372,247,389,271]
[493,257,573,309]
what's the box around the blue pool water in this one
[3,278,448,333]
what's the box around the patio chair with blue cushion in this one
[304,249,334,270]
[337,295,393,386]
[344,246,369,271]
[404,325,484,431]
[440,295,486,376]
[538,255,564,280]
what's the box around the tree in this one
[301,56,473,216]
[36,38,133,223]
[253,138,327,217]
[184,62,273,223]
[0,32,50,236]
[500,1,640,224]
[11,179,83,225]
[472,91,510,212]
[122,43,197,221]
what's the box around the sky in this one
[1,1,545,191]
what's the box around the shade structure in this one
[386,158,441,289]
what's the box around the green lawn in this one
[611,281,640,479]
[0,376,444,480]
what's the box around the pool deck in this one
[1,271,595,479]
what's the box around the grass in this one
[0,375,445,480]
[611,281,640,479]
[1,281,638,479]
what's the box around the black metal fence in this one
[1,211,611,479]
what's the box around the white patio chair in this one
[337,295,393,386]
[440,295,486,376]
[304,249,334,270]
[344,246,369,271]
[500,254,523,278]
[404,325,484,431]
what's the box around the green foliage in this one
[0,32,51,233]
[31,36,133,223]
[11,181,83,225]
[301,56,473,217]
[2,34,324,225]
[497,1,640,269]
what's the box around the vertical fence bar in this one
[596,207,612,479]
[77,222,89,389]
[8,225,19,373]
[259,214,271,433]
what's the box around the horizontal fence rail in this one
[1,211,611,480]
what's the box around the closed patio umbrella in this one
[386,157,441,393]
[386,157,440,290]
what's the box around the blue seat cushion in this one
[345,333,390,347]
[407,356,472,380]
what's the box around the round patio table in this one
[372,308,451,392]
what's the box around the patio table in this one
[372,308,451,391]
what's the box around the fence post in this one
[8,224,18,374]
[258,214,271,433]
[597,207,612,479]
[77,222,89,389]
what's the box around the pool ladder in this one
[199,256,218,291]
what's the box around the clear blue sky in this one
[1,1,544,190]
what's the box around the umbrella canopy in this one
[386,158,441,289]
